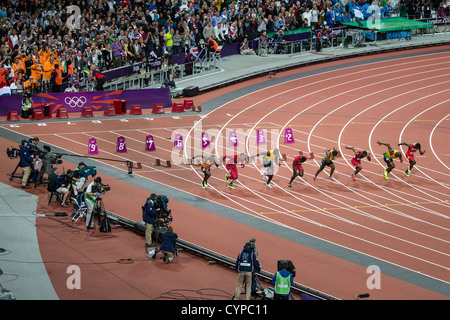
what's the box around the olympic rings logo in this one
[65,96,87,108]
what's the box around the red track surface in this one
[1,46,449,300]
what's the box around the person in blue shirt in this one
[326,6,335,26]
[342,11,352,23]
[271,261,294,300]
[159,226,178,264]
[347,0,357,18]
[382,1,394,17]
[143,196,157,255]
[333,3,344,25]
[19,140,34,189]
[233,242,261,300]
[54,168,71,208]
[362,1,372,20]
[210,11,221,27]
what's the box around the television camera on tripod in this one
[142,193,173,257]
[86,178,112,232]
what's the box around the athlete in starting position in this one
[223,153,248,189]
[377,141,403,180]
[313,147,339,181]
[192,154,219,189]
[288,154,309,187]
[345,145,371,181]
[398,142,425,177]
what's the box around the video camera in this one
[92,183,110,194]
[6,147,19,159]
[151,194,172,222]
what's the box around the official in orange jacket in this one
[50,64,63,92]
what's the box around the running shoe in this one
[313,174,317,181]
[329,176,335,181]
[267,183,272,188]
[404,172,410,177]
[228,184,235,189]
[262,173,267,180]
[201,181,206,189]
[351,174,356,181]
[383,170,388,180]
[288,183,292,188]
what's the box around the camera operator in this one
[85,176,103,229]
[49,168,72,208]
[271,261,294,300]
[42,145,63,177]
[26,137,40,156]
[233,242,261,300]
[71,162,88,195]
[19,139,35,189]
[143,195,157,257]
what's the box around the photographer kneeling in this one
[159,226,178,264]
[85,176,103,229]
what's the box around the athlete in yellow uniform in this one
[377,141,403,180]
[252,148,282,188]
[313,147,339,181]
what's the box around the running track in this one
[2,46,449,299]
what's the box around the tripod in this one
[87,196,111,232]
[9,162,22,182]
[87,196,103,230]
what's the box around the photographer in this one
[143,195,157,256]
[85,176,103,229]
[49,168,72,208]
[71,162,88,195]
[19,139,34,189]
[42,146,63,177]
[159,226,178,264]
[271,261,294,300]
[20,92,33,119]
[26,137,40,156]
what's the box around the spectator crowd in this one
[0,0,448,94]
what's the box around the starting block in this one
[103,105,116,116]
[7,111,19,121]
[130,104,142,115]
[152,103,165,114]
[171,102,184,113]
[56,108,69,119]
[184,157,201,166]
[183,99,194,111]
[32,109,44,120]
[126,161,142,174]
[155,159,171,168]
[81,107,94,118]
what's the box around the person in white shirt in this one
[214,22,227,44]
[302,7,312,27]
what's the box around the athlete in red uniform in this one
[345,145,371,181]
[398,142,425,177]
[288,154,308,187]
[223,153,248,189]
